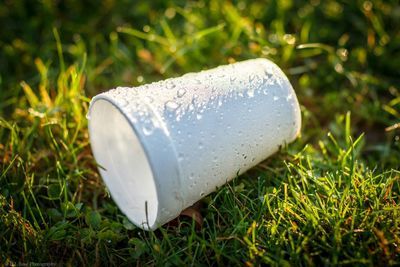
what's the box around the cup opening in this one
[88,99,158,229]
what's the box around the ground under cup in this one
[87,58,301,230]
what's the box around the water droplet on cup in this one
[144,95,154,103]
[249,74,256,83]
[119,99,128,107]
[246,89,255,98]
[177,88,186,98]
[165,101,180,111]
[142,124,154,136]
[166,81,176,89]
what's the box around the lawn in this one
[1,0,399,265]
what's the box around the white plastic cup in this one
[87,58,301,230]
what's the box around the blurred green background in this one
[1,0,400,147]
[1,0,399,265]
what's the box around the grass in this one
[1,0,399,265]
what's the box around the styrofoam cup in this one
[87,58,301,230]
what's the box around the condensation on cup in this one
[87,58,301,230]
